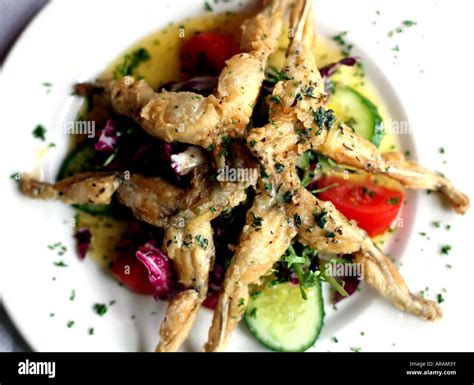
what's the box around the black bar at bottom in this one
[0,352,473,384]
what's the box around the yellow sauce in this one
[78,10,399,265]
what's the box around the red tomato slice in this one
[317,176,404,237]
[112,252,155,295]
[180,32,240,77]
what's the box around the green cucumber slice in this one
[244,280,324,352]
[57,142,97,180]
[327,86,384,147]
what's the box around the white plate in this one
[1,0,473,352]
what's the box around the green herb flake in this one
[314,208,328,229]
[113,47,151,79]
[440,245,451,255]
[251,290,262,299]
[402,20,417,27]
[204,1,213,11]
[293,214,302,228]
[32,125,47,141]
[251,212,263,228]
[437,294,444,304]
[67,321,75,328]
[88,327,94,335]
[195,234,209,250]
[270,95,282,104]
[386,197,400,205]
[249,308,257,319]
[282,190,293,203]
[313,107,336,134]
[274,162,285,173]
[53,261,68,267]
[93,303,108,316]
[70,290,76,301]
[350,347,361,353]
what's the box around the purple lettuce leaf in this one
[135,241,179,301]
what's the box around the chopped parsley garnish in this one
[312,107,336,134]
[270,95,282,104]
[48,242,67,256]
[282,190,293,203]
[113,48,151,79]
[386,197,400,205]
[249,308,257,319]
[325,231,336,238]
[70,290,76,301]
[402,20,417,27]
[93,303,108,316]
[440,245,451,255]
[432,221,441,228]
[314,208,328,229]
[32,125,46,141]
[10,172,21,182]
[249,139,257,147]
[264,182,273,191]
[67,321,75,328]
[293,214,302,228]
[251,290,262,299]
[281,244,319,300]
[439,147,445,154]
[53,261,68,267]
[204,1,213,11]
[332,337,339,343]
[274,162,285,173]
[350,347,361,353]
[195,234,208,250]
[388,20,417,37]
[88,328,94,335]
[238,298,245,307]
[332,31,353,56]
[42,82,52,94]
[251,212,263,228]
[436,294,444,304]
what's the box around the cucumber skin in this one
[329,86,384,147]
[243,285,325,352]
[355,90,384,147]
[57,142,97,181]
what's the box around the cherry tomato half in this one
[180,32,240,77]
[112,252,155,295]
[317,176,404,237]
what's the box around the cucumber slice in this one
[244,280,324,352]
[57,142,97,180]
[327,86,384,147]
